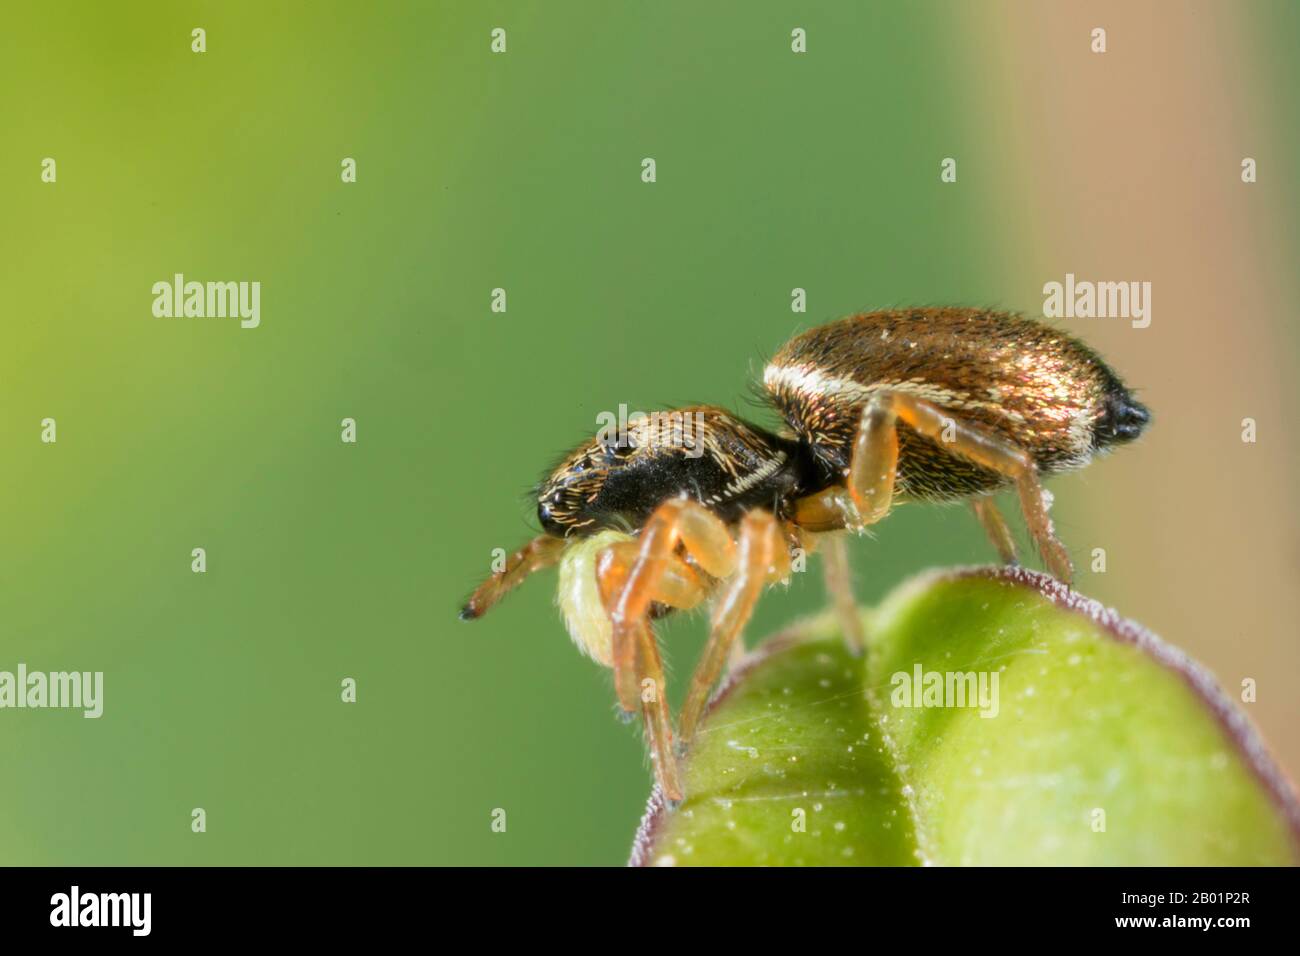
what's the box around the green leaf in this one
[631,567,1300,866]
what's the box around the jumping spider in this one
[461,308,1150,803]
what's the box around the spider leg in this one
[678,510,788,748]
[884,393,1071,583]
[596,540,711,615]
[792,393,899,533]
[792,390,1072,583]
[726,631,747,672]
[596,538,709,713]
[971,495,1020,566]
[592,498,739,800]
[722,519,805,672]
[594,541,709,802]
[632,617,684,804]
[459,534,566,620]
[820,533,866,657]
[604,498,738,715]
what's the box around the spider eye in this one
[537,496,569,537]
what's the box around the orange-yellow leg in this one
[678,510,789,748]
[821,534,866,656]
[606,498,738,714]
[726,631,747,672]
[597,540,711,615]
[597,538,709,717]
[459,534,566,620]
[792,391,1072,584]
[633,618,684,803]
[793,395,900,533]
[597,548,701,803]
[884,393,1071,583]
[720,520,811,673]
[971,495,1019,566]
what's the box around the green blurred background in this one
[2,1,1296,865]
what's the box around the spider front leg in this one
[597,537,710,714]
[598,497,739,801]
[603,497,738,715]
[596,539,710,803]
[632,617,684,803]
[678,510,789,749]
[459,534,566,620]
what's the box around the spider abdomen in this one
[763,308,1149,501]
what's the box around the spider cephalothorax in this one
[462,308,1150,803]
[534,404,812,537]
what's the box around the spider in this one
[460,307,1150,803]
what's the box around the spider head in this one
[535,405,810,537]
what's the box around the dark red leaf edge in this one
[629,564,1300,867]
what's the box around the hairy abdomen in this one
[764,308,1139,501]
